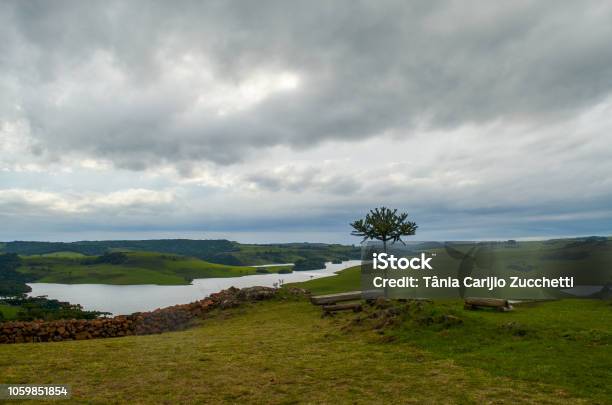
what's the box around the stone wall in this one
[0,286,277,344]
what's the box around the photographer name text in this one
[371,253,574,290]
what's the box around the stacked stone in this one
[0,316,138,344]
[0,286,276,344]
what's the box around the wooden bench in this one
[464,297,513,312]
[310,291,363,314]
[310,291,362,305]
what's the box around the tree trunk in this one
[382,238,388,297]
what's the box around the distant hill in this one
[0,239,361,267]
[16,251,292,285]
[1,239,236,258]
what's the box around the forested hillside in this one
[0,240,360,267]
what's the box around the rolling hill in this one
[17,251,292,285]
[1,239,360,267]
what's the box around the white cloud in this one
[0,188,175,215]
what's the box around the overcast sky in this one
[1,0,612,243]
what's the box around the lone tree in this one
[350,207,418,251]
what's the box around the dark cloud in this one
[2,0,612,169]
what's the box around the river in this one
[27,260,360,315]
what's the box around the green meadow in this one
[1,291,609,403]
[287,264,362,295]
[293,265,612,402]
[17,252,292,285]
[0,304,20,321]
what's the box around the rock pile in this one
[0,286,276,344]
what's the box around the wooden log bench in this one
[322,303,362,314]
[310,291,362,306]
[310,291,363,315]
[464,297,513,312]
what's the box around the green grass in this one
[286,265,361,294]
[0,299,590,404]
[288,266,612,403]
[0,304,20,320]
[220,242,359,265]
[387,299,612,403]
[18,252,293,285]
[32,252,88,258]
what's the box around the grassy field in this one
[1,298,605,404]
[223,243,358,265]
[391,299,612,402]
[287,264,361,294]
[29,252,88,258]
[18,252,292,285]
[0,303,20,320]
[292,265,612,402]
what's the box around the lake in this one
[27,260,360,315]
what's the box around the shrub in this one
[0,253,32,297]
[83,252,128,265]
[293,258,326,271]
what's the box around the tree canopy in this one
[0,253,31,297]
[350,207,418,250]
